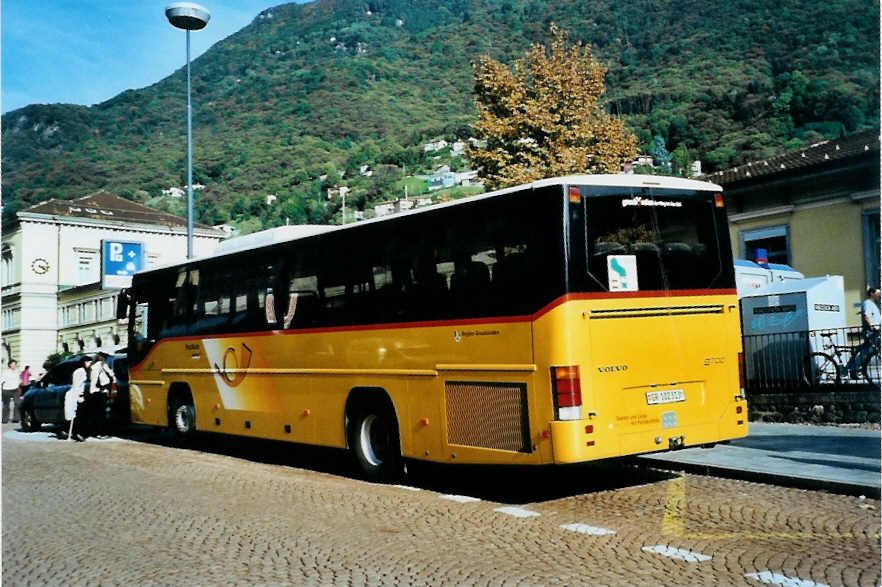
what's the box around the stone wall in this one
[748,387,881,424]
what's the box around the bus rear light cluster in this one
[736,405,743,414]
[552,366,582,421]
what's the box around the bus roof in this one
[135,174,723,276]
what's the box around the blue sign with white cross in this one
[102,240,144,288]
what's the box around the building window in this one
[2,309,14,330]
[64,306,74,326]
[740,225,790,265]
[864,210,881,289]
[100,297,112,320]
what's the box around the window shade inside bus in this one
[572,189,734,293]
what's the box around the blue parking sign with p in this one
[102,240,144,288]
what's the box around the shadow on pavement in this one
[115,425,676,504]
[731,434,881,459]
[766,455,882,472]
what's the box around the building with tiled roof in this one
[15,191,218,230]
[710,129,880,325]
[1,192,225,372]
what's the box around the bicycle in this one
[805,329,881,385]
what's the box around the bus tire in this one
[168,387,196,438]
[347,401,401,482]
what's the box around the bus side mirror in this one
[116,288,131,320]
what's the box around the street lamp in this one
[165,2,210,259]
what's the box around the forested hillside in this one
[3,0,878,231]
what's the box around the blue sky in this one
[2,1,295,114]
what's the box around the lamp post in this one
[165,2,210,259]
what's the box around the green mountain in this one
[3,0,878,231]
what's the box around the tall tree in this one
[468,25,637,189]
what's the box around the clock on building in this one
[31,258,50,275]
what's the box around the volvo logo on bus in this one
[597,364,628,373]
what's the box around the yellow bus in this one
[121,175,747,480]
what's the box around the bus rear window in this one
[572,189,733,292]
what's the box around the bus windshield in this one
[570,188,735,293]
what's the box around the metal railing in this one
[742,326,881,392]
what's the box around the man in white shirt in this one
[66,357,94,441]
[2,360,22,424]
[849,287,880,379]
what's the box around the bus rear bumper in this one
[550,420,596,464]
[549,418,748,464]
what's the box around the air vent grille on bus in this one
[445,381,530,453]
[587,304,724,319]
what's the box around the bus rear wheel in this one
[348,403,401,482]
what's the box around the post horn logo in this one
[214,342,252,387]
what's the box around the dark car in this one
[20,354,129,432]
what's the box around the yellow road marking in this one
[661,477,880,541]
[662,477,685,536]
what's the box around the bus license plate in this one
[646,389,685,405]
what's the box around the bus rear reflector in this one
[552,366,582,421]
[737,352,745,394]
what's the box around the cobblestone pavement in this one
[3,424,880,586]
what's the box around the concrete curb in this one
[639,457,881,499]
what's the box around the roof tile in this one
[706,129,880,185]
[20,190,216,230]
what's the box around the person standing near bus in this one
[20,365,31,395]
[2,360,21,423]
[88,352,115,436]
[66,356,94,441]
[849,287,881,379]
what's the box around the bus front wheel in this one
[348,403,401,482]
[169,392,196,438]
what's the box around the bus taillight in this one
[552,366,582,421]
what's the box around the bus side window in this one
[451,253,491,318]
[411,250,448,321]
[160,269,190,338]
[191,264,228,334]
[282,275,318,329]
[492,247,528,303]
[287,251,321,328]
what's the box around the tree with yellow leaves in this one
[468,26,638,190]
